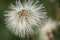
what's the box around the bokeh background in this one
[0,0,60,40]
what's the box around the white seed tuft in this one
[5,0,47,38]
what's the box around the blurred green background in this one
[0,0,60,40]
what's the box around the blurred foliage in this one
[0,0,59,40]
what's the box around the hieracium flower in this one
[5,0,47,38]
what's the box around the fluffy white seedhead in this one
[39,18,57,40]
[5,0,47,38]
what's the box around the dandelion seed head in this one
[5,0,47,38]
[39,18,57,40]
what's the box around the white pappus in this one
[5,0,47,38]
[39,18,57,40]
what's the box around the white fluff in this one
[39,18,57,40]
[5,0,47,38]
